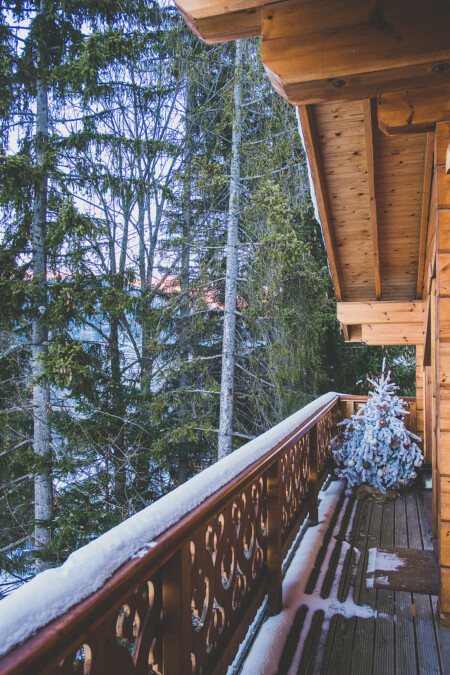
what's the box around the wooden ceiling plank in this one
[363,99,382,299]
[417,133,435,299]
[378,85,450,135]
[297,104,343,301]
[337,301,424,325]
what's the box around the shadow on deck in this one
[242,483,450,675]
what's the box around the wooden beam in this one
[261,0,450,105]
[337,301,424,326]
[346,325,362,342]
[417,133,435,298]
[297,105,343,301]
[361,323,424,345]
[174,0,266,43]
[363,99,381,299]
[377,85,450,135]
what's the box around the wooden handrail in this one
[338,394,418,436]
[0,393,413,674]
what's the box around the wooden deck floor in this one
[276,486,450,675]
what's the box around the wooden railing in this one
[0,394,382,674]
[339,395,418,436]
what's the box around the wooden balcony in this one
[0,393,443,675]
[243,479,450,674]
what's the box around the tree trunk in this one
[218,40,243,460]
[176,76,194,484]
[110,315,127,515]
[32,0,52,572]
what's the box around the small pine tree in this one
[332,363,423,493]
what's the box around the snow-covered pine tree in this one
[332,363,423,493]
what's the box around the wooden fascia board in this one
[361,323,424,345]
[297,104,343,301]
[337,301,424,325]
[363,99,381,300]
[377,85,450,135]
[174,0,282,43]
[417,132,435,298]
[175,3,262,43]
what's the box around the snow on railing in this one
[0,392,341,674]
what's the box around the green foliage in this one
[0,8,416,592]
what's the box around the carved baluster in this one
[266,459,282,614]
[162,542,191,674]
[309,424,319,526]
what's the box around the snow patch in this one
[134,541,158,558]
[376,550,406,572]
[367,547,377,574]
[376,576,390,587]
[0,392,340,659]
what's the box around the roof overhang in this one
[175,0,450,345]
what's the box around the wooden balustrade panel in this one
[317,409,333,479]
[1,398,345,675]
[280,433,310,549]
[190,474,267,673]
[53,573,163,675]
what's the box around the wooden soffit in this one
[300,99,431,303]
[176,0,447,333]
[176,0,450,104]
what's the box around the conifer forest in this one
[0,1,415,592]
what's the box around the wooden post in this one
[266,459,282,615]
[309,424,319,526]
[162,543,191,674]
[416,344,425,455]
[435,120,450,625]
[331,402,340,438]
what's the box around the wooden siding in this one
[436,121,450,619]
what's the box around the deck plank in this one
[395,493,418,675]
[374,500,395,675]
[296,610,325,674]
[432,596,450,671]
[406,490,442,674]
[351,501,379,675]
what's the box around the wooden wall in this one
[416,344,425,455]
[435,121,450,621]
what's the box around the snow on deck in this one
[238,485,450,674]
[237,480,374,675]
[0,392,339,658]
